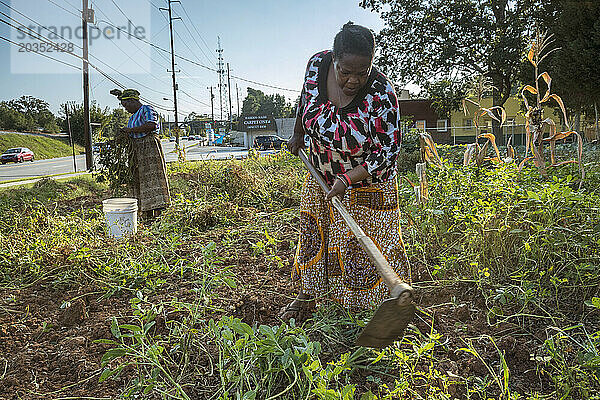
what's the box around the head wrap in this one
[110,88,140,101]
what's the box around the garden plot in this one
[0,150,599,399]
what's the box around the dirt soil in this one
[0,207,550,399]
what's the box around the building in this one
[451,96,562,145]
[399,94,564,145]
[398,98,450,143]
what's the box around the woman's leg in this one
[279,291,315,321]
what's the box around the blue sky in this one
[0,0,387,119]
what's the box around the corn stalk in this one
[462,76,507,166]
[418,131,444,168]
[520,29,585,186]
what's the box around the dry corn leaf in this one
[506,136,516,161]
[480,106,507,126]
[549,160,578,168]
[523,85,537,95]
[486,156,501,163]
[518,156,534,172]
[538,72,552,100]
[476,140,489,166]
[542,129,575,142]
[463,143,478,166]
[542,94,569,126]
[527,43,537,66]
[478,133,502,161]
[419,132,443,168]
[404,176,416,188]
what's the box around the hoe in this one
[299,149,416,348]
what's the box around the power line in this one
[94,2,211,110]
[1,13,172,103]
[46,0,80,18]
[0,33,80,70]
[177,1,216,67]
[108,0,131,24]
[178,1,215,65]
[0,2,82,51]
[43,3,299,94]
[0,3,175,112]
[173,20,213,71]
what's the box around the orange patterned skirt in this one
[292,173,411,309]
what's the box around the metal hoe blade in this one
[355,298,416,348]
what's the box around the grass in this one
[0,132,84,160]
[0,147,599,399]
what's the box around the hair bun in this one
[342,21,354,30]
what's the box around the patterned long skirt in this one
[130,134,171,212]
[292,173,411,309]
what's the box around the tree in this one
[424,79,467,119]
[241,88,293,118]
[59,101,111,146]
[0,103,34,131]
[533,1,600,136]
[360,0,533,142]
[0,95,59,132]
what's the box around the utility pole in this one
[160,0,181,146]
[227,63,232,130]
[82,0,93,170]
[207,87,215,145]
[236,83,240,126]
[207,86,215,124]
[216,37,225,121]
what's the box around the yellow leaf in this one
[538,72,552,100]
[527,43,536,66]
[549,160,578,168]
[522,85,537,95]
[518,156,533,172]
[538,72,551,86]
[478,133,501,161]
[542,94,568,126]
[463,143,478,166]
[543,129,575,142]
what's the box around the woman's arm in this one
[361,82,401,178]
[121,122,156,134]
[326,82,401,200]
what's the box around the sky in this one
[0,0,390,120]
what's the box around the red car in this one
[1,147,35,164]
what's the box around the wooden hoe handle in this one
[298,149,414,304]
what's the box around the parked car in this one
[253,135,286,150]
[1,147,34,164]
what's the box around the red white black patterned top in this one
[297,50,401,188]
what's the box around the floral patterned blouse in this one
[297,50,401,188]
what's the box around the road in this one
[0,140,274,183]
[0,155,87,182]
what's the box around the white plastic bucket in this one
[102,198,138,239]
